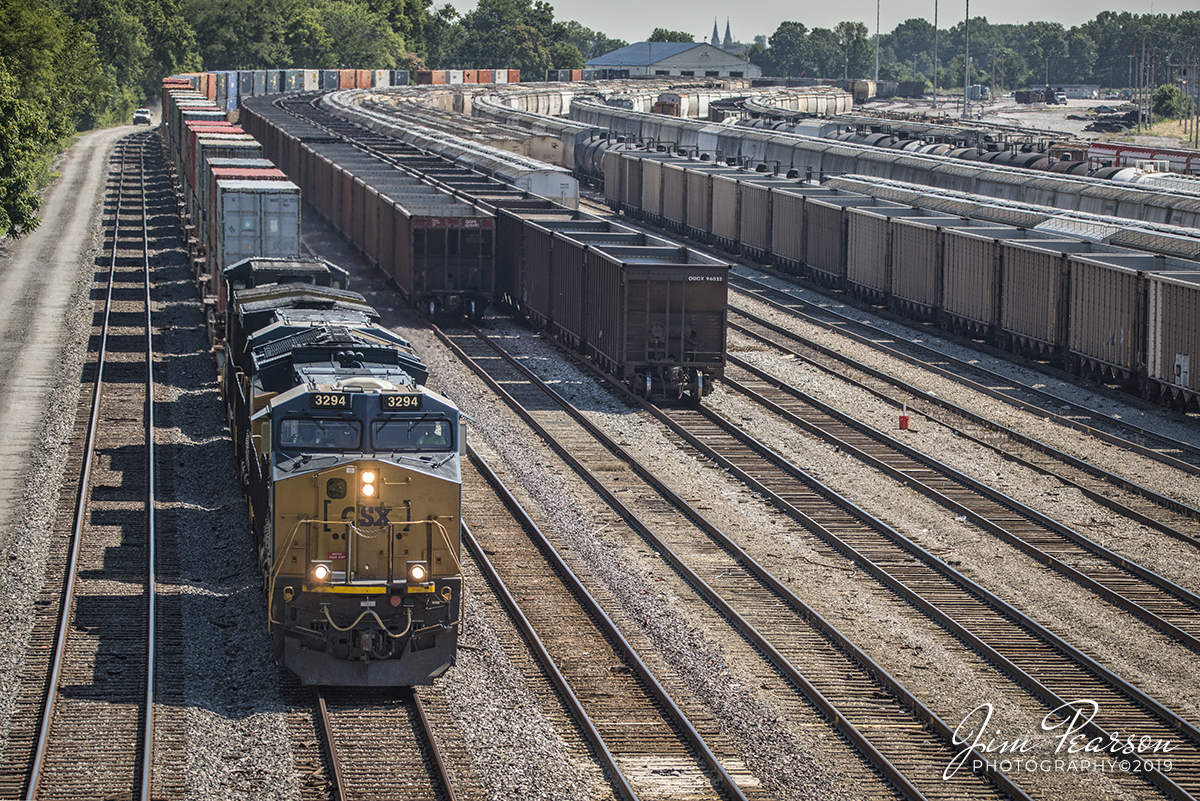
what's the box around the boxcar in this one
[1146,271,1200,407]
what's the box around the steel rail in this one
[441,326,1010,801]
[726,308,1200,546]
[313,688,346,801]
[411,689,457,801]
[459,511,641,801]
[139,138,159,801]
[721,359,1200,654]
[729,272,1200,473]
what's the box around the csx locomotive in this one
[224,257,462,686]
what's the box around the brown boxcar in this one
[1000,239,1095,359]
[585,245,727,400]
[1067,254,1155,384]
[1146,271,1200,408]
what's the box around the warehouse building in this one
[586,42,761,79]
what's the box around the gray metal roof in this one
[586,42,704,67]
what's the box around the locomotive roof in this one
[224,256,351,290]
[250,326,427,393]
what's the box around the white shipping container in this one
[494,70,508,84]
[213,180,302,278]
[304,69,320,91]
[373,70,390,87]
[448,70,464,84]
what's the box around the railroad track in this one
[0,133,162,800]
[461,448,755,801]
[314,686,456,800]
[644,399,1200,798]
[727,271,1200,474]
[446,313,1200,798]
[726,303,1200,550]
[278,673,480,800]
[717,344,1200,654]
[438,323,1036,800]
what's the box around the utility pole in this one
[933,0,938,109]
[991,44,996,100]
[875,0,880,81]
[963,0,969,116]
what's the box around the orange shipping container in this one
[571,69,582,81]
[355,69,371,88]
[204,73,217,101]
[463,69,478,83]
[508,69,520,83]
[338,69,355,88]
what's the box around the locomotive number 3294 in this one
[383,394,423,410]
[311,393,350,408]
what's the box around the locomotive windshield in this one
[278,418,361,450]
[372,416,454,451]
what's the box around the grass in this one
[1104,118,1200,146]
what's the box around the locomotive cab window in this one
[372,416,454,451]
[278,418,361,450]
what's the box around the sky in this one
[455,0,1199,49]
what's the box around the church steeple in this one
[723,19,733,48]
[711,19,720,47]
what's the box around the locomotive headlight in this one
[362,470,377,497]
[311,562,332,582]
[362,470,376,484]
[407,561,429,584]
[362,483,376,497]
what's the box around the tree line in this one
[750,11,1200,93]
[2,0,1199,238]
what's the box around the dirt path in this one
[0,124,138,550]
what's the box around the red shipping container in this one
[463,70,478,84]
[355,69,371,88]
[339,69,355,88]
[508,69,520,83]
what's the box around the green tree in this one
[548,41,583,69]
[833,20,871,79]
[1024,21,1068,85]
[1061,29,1097,84]
[321,0,406,68]
[805,27,841,78]
[185,0,292,69]
[455,0,551,73]
[648,28,693,43]
[745,41,773,76]
[0,65,49,237]
[1154,83,1183,118]
[767,22,807,78]
[422,4,462,68]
